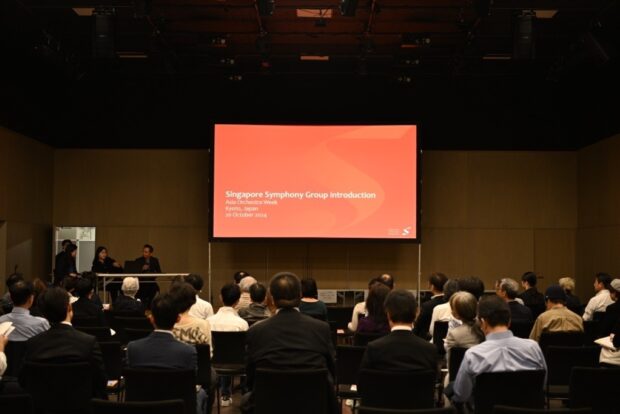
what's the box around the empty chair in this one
[99,341,124,395]
[253,368,332,414]
[358,369,436,410]
[195,343,213,390]
[75,326,112,342]
[0,393,34,414]
[582,320,600,344]
[473,370,546,414]
[538,332,584,354]
[20,361,93,414]
[569,367,620,412]
[359,408,457,414]
[125,328,152,343]
[433,321,449,355]
[510,320,534,339]
[448,347,467,382]
[353,331,385,346]
[91,399,185,414]
[493,407,592,413]
[123,367,196,414]
[327,306,354,331]
[114,316,152,330]
[3,340,27,377]
[545,346,600,402]
[72,316,101,327]
[335,345,366,405]
[211,331,247,412]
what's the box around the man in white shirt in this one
[583,272,614,321]
[185,274,214,319]
[207,283,249,406]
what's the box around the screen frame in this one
[208,122,422,243]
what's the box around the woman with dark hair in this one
[29,277,49,317]
[299,278,328,321]
[53,243,78,286]
[170,282,212,348]
[91,246,123,273]
[356,284,390,334]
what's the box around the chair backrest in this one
[538,332,584,354]
[493,406,592,413]
[195,343,212,389]
[0,393,34,414]
[353,331,385,347]
[99,341,123,381]
[91,398,185,414]
[123,367,196,414]
[545,346,600,387]
[211,331,246,365]
[448,347,468,381]
[72,316,100,327]
[125,328,153,343]
[359,408,457,414]
[253,368,331,414]
[582,320,600,344]
[3,340,27,377]
[433,321,449,355]
[336,345,366,385]
[473,370,546,414]
[114,316,153,330]
[569,367,620,412]
[327,306,354,330]
[21,361,93,412]
[358,369,436,410]
[510,321,534,339]
[75,326,112,342]
[592,311,605,322]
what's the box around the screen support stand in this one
[417,243,422,304]
[208,241,212,303]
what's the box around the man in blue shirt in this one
[0,281,49,341]
[451,295,546,405]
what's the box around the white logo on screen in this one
[402,227,412,236]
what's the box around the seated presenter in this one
[134,244,161,309]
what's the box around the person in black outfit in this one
[496,278,533,322]
[19,287,107,399]
[92,246,123,301]
[53,239,72,285]
[134,244,161,309]
[518,271,546,319]
[242,272,337,413]
[113,277,145,315]
[414,272,448,339]
[559,277,584,316]
[299,278,328,320]
[54,243,78,287]
[72,279,106,326]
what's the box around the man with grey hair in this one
[235,276,257,311]
[496,278,533,322]
[113,277,144,314]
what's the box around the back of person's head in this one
[301,278,319,299]
[239,276,258,293]
[522,271,537,287]
[545,284,567,304]
[6,272,24,288]
[499,278,520,300]
[596,272,613,290]
[185,274,204,292]
[40,287,70,323]
[429,272,448,292]
[144,244,154,253]
[61,239,72,249]
[443,279,460,301]
[9,280,34,307]
[379,273,394,290]
[66,243,78,255]
[250,283,267,303]
[269,272,301,309]
[384,289,417,324]
[62,276,78,293]
[75,278,93,298]
[32,278,48,296]
[478,295,510,328]
[169,282,197,313]
[121,277,140,295]
[234,271,251,284]
[150,293,178,330]
[450,291,478,323]
[559,277,575,293]
[366,283,390,324]
[221,283,241,307]
[458,276,485,300]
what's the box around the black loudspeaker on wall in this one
[92,9,115,59]
[513,11,535,60]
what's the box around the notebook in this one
[0,321,15,338]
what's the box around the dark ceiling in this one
[1,0,619,150]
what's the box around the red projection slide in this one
[211,124,418,240]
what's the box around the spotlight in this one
[340,0,358,17]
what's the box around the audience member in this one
[127,293,208,414]
[235,276,257,311]
[0,281,49,341]
[29,277,48,317]
[518,272,546,319]
[458,276,485,300]
[449,295,546,405]
[348,278,381,332]
[52,239,72,285]
[379,273,395,290]
[357,284,390,335]
[496,278,533,322]
[113,277,144,315]
[72,278,106,326]
[170,282,213,348]
[186,274,214,320]
[299,278,328,320]
[529,285,583,342]
[599,279,620,337]
[207,283,249,406]
[429,279,460,336]
[19,287,107,399]
[54,243,78,286]
[134,244,161,309]
[243,272,336,413]
[444,292,485,360]
[1,272,25,315]
[583,272,614,321]
[234,271,251,285]
[559,277,583,315]
[238,283,270,324]
[413,272,448,339]
[360,289,437,371]
[62,275,79,304]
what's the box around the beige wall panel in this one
[93,226,151,265]
[576,226,620,299]
[347,242,419,289]
[419,228,468,279]
[307,242,350,289]
[533,229,576,292]
[6,222,51,281]
[0,131,8,219]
